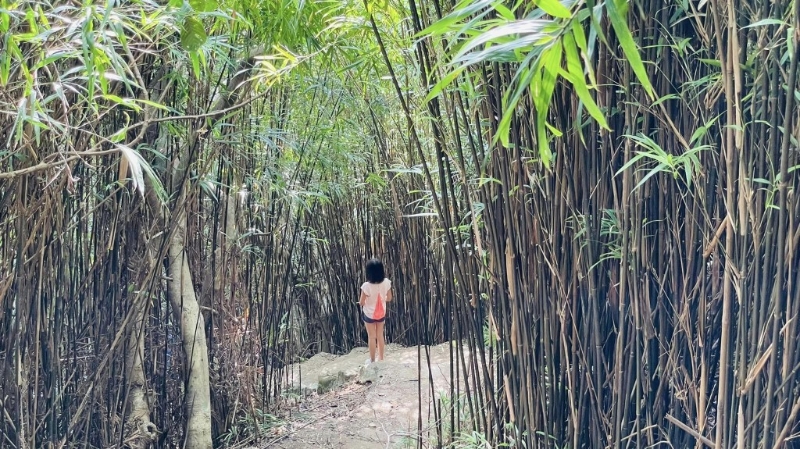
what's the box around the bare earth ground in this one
[258,342,464,449]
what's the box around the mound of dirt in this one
[263,342,468,449]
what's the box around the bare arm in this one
[386,289,393,303]
[359,291,367,306]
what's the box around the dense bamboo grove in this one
[0,2,397,447]
[397,0,800,448]
[0,0,799,448]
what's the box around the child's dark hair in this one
[365,258,385,283]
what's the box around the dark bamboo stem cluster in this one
[362,0,800,447]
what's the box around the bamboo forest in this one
[1,0,800,448]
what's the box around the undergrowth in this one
[219,409,283,447]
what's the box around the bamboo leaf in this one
[651,93,679,107]
[690,126,708,145]
[180,17,207,51]
[0,8,9,33]
[605,0,654,98]
[425,65,466,102]
[626,133,664,154]
[189,0,218,12]
[571,19,597,85]
[403,212,439,218]
[117,144,166,201]
[134,99,171,111]
[616,151,649,175]
[562,32,608,129]
[535,0,572,19]
[452,19,553,64]
[417,0,495,37]
[189,50,202,78]
[698,58,721,67]
[532,41,561,167]
[455,34,547,65]
[0,51,9,86]
[494,3,515,21]
[497,61,538,147]
[534,41,561,113]
[537,115,551,167]
[684,159,692,187]
[545,121,563,137]
[385,166,424,175]
[118,144,145,195]
[634,162,667,191]
[110,127,127,144]
[743,18,784,29]
[562,68,608,128]
[585,0,608,46]
[103,94,141,111]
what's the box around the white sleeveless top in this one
[361,279,391,320]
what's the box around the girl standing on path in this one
[359,258,392,364]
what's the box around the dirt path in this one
[259,343,463,449]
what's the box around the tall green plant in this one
[420,0,653,166]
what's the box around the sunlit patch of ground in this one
[260,342,474,449]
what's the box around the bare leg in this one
[376,321,385,361]
[365,322,377,362]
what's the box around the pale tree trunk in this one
[145,181,213,448]
[143,49,261,448]
[123,299,158,448]
[166,201,213,449]
[123,219,162,448]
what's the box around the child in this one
[359,258,392,364]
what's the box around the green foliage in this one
[225,0,342,50]
[189,0,219,13]
[393,435,417,448]
[118,144,166,200]
[448,422,528,448]
[616,134,710,191]
[482,318,498,348]
[420,0,658,168]
[450,430,497,448]
[180,16,207,51]
[587,209,622,271]
[218,409,283,446]
[604,0,653,98]
[419,1,605,167]
[0,0,180,196]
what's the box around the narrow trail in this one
[260,343,464,449]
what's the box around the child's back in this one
[359,259,392,363]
